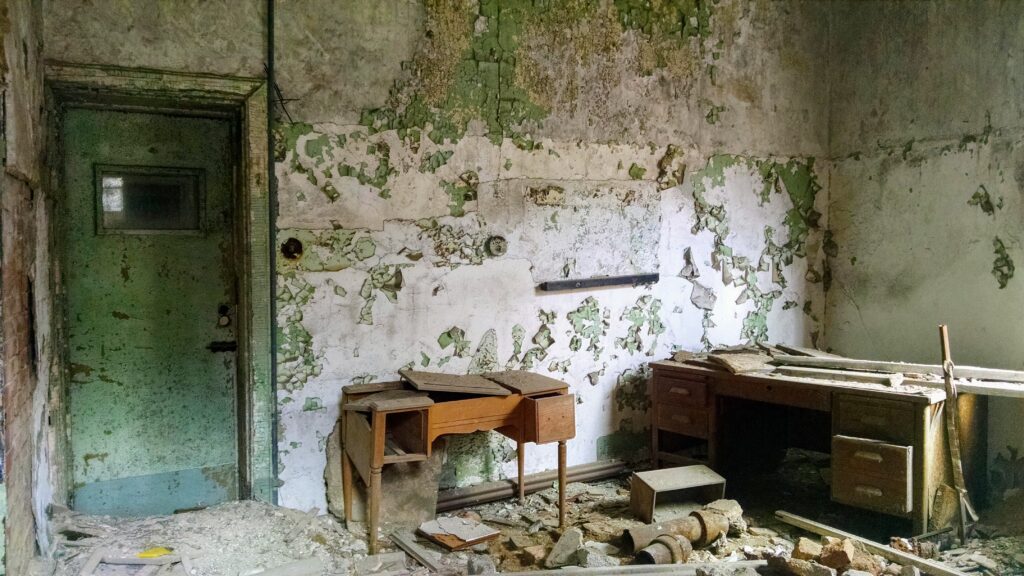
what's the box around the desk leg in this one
[341,450,354,524]
[707,393,719,470]
[558,440,567,529]
[517,442,526,503]
[368,466,382,554]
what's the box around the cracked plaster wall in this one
[824,0,1024,488]
[272,0,831,511]
[41,0,833,513]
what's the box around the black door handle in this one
[207,341,238,352]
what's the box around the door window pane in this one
[96,166,204,233]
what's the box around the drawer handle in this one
[669,387,692,396]
[859,415,887,427]
[854,451,883,463]
[855,485,883,497]
[672,415,692,425]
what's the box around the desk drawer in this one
[654,376,707,407]
[522,394,575,444]
[656,404,708,439]
[834,395,915,445]
[832,435,912,516]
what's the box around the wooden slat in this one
[775,365,903,386]
[390,530,443,573]
[772,354,1024,383]
[708,352,774,374]
[904,377,1024,399]
[400,370,511,396]
[775,344,842,358]
[775,510,968,576]
[344,380,405,395]
[483,371,567,396]
[343,390,433,412]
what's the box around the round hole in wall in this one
[281,237,304,260]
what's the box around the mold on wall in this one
[271,0,830,511]
[824,0,1024,490]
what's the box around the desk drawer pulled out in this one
[831,434,912,516]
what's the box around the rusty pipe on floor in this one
[636,535,694,565]
[624,509,730,556]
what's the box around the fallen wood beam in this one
[436,459,626,512]
[904,378,1024,399]
[772,355,1024,383]
[774,365,903,386]
[390,530,443,573]
[775,511,967,576]
[501,559,768,575]
[775,344,841,358]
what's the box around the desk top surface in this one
[651,360,946,404]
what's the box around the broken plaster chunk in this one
[467,554,497,575]
[689,281,717,311]
[820,539,856,570]
[544,527,584,568]
[793,537,823,561]
[577,546,621,568]
[522,545,548,565]
[769,555,838,576]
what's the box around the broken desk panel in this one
[340,370,576,554]
[400,369,511,396]
[630,465,727,524]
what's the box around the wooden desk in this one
[340,372,576,553]
[650,361,986,534]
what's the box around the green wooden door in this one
[62,108,239,515]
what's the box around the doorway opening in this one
[45,63,276,512]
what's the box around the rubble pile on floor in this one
[444,478,794,573]
[45,501,368,575]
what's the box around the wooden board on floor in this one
[484,371,568,396]
[399,370,511,396]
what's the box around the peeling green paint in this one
[415,216,490,267]
[656,144,686,190]
[438,326,472,357]
[468,329,499,373]
[420,149,454,173]
[968,184,1003,216]
[277,229,376,272]
[613,0,712,40]
[442,170,479,216]
[596,430,648,461]
[616,295,665,355]
[302,397,324,412]
[526,184,566,206]
[566,296,609,360]
[277,272,322,391]
[993,236,1015,289]
[628,162,646,180]
[358,264,408,325]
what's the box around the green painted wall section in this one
[61,109,240,515]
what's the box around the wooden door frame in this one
[44,62,275,504]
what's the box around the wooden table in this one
[649,360,986,534]
[340,371,576,553]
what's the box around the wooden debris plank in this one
[343,389,433,412]
[775,510,967,576]
[345,380,406,395]
[284,507,319,544]
[904,377,1024,399]
[400,369,511,396]
[772,354,1024,383]
[483,371,568,396]
[390,530,444,573]
[775,365,904,386]
[708,353,774,374]
[776,344,842,358]
[501,559,768,575]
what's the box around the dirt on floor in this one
[30,453,1024,575]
